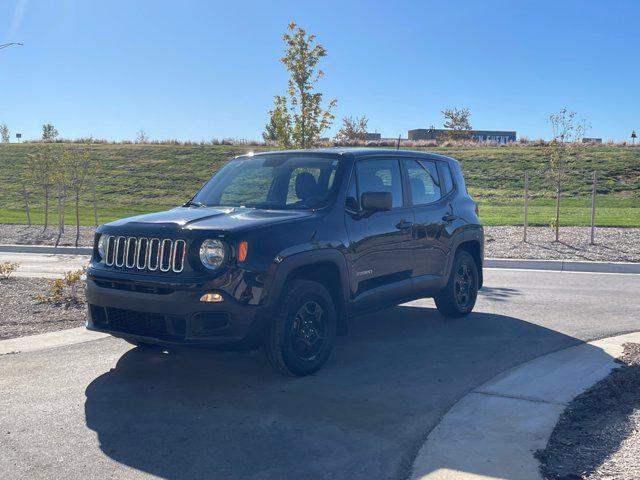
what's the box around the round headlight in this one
[199,239,225,270]
[97,235,107,260]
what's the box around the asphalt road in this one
[1,269,639,480]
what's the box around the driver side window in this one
[355,159,403,208]
[287,168,320,205]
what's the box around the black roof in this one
[243,148,457,164]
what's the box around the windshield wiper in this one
[184,200,207,208]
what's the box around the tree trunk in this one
[92,181,98,226]
[43,184,49,232]
[55,186,62,247]
[75,189,80,247]
[555,186,561,242]
[23,184,31,227]
[60,190,66,234]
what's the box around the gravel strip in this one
[0,224,96,247]
[1,224,639,262]
[485,226,640,262]
[536,343,640,480]
[0,277,86,340]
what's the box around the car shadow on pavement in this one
[84,305,582,480]
[477,286,522,301]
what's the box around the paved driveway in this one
[1,269,639,480]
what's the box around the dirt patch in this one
[0,277,86,340]
[536,343,640,480]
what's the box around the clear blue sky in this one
[1,0,639,142]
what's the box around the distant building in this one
[408,128,516,144]
[365,132,381,141]
[582,137,602,144]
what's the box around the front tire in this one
[263,279,337,376]
[435,250,479,318]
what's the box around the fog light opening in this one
[200,293,224,303]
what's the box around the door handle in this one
[396,219,414,231]
[442,214,457,222]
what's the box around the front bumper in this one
[85,272,268,349]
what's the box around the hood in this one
[104,206,314,233]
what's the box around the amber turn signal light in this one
[238,241,248,262]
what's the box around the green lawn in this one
[0,143,638,227]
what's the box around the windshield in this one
[191,155,341,210]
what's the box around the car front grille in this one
[104,235,186,273]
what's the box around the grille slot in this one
[90,306,186,338]
[101,235,186,273]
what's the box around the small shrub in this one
[0,261,19,279]
[35,268,85,307]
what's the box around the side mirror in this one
[361,191,392,213]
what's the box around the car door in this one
[345,157,415,311]
[403,158,453,288]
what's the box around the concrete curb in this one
[0,327,109,355]
[0,244,93,255]
[409,331,640,480]
[485,258,640,274]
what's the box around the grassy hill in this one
[0,143,638,227]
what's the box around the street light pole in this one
[0,42,24,50]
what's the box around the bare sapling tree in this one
[442,107,472,140]
[546,108,587,242]
[53,149,69,246]
[266,22,337,148]
[334,116,369,143]
[22,183,31,227]
[67,145,94,246]
[0,123,9,143]
[42,123,59,142]
[26,144,55,231]
[136,130,148,143]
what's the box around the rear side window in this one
[405,159,441,205]
[356,158,404,208]
[440,162,455,195]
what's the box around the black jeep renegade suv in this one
[86,149,483,376]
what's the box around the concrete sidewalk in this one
[410,331,640,480]
[0,251,89,278]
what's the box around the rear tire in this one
[435,250,479,318]
[263,279,337,376]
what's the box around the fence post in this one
[22,183,31,227]
[590,171,596,245]
[523,171,529,243]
